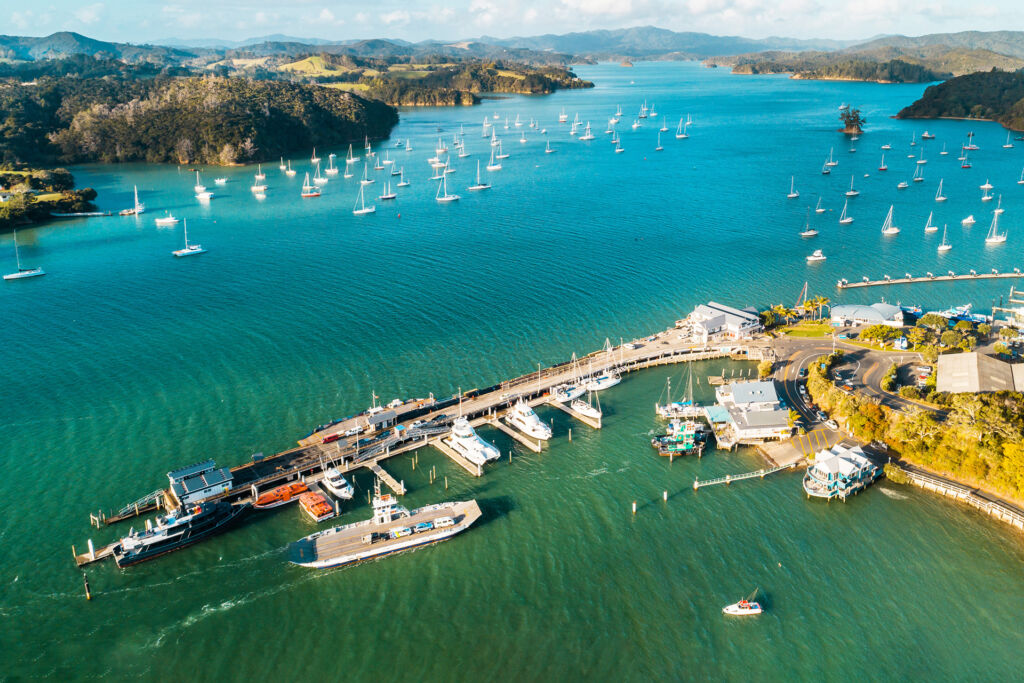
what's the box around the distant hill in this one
[852,31,1024,61]
[897,70,1024,131]
[0,31,195,62]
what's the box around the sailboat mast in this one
[12,230,21,269]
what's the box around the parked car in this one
[816,411,828,422]
[798,368,808,378]
[825,419,839,430]
[343,427,361,437]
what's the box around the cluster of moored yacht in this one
[790,127,1020,263]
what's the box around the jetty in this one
[837,269,1023,289]
[692,462,798,490]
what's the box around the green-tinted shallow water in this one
[3,62,1024,680]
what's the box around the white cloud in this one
[381,10,411,25]
[10,10,33,30]
[318,8,336,22]
[74,3,104,24]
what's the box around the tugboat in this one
[288,480,481,570]
[111,500,249,567]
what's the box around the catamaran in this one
[786,176,799,199]
[301,173,320,198]
[3,229,44,280]
[880,205,899,235]
[435,173,459,203]
[924,211,938,233]
[985,211,1007,244]
[845,175,859,197]
[352,184,375,215]
[468,160,491,191]
[938,224,952,252]
[172,219,205,257]
[838,199,853,225]
[935,179,947,202]
[325,156,339,176]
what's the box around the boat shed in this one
[364,409,397,431]
[830,303,904,327]
[168,460,234,506]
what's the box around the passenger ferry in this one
[288,481,481,570]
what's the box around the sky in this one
[6,0,1023,44]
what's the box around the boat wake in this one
[878,487,908,500]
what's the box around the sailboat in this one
[558,108,568,123]
[935,179,947,202]
[311,148,320,164]
[940,143,948,155]
[1004,132,1014,149]
[360,163,374,186]
[1019,167,1024,185]
[378,180,396,201]
[897,179,909,189]
[799,209,818,237]
[301,172,320,198]
[675,118,688,139]
[486,146,502,172]
[614,137,624,154]
[786,176,799,199]
[985,211,1006,244]
[325,156,339,176]
[916,148,927,165]
[343,164,353,180]
[172,219,205,257]
[254,163,265,181]
[346,144,359,164]
[579,123,595,141]
[938,224,952,252]
[815,197,825,214]
[825,147,838,167]
[838,199,853,225]
[285,160,296,177]
[397,168,410,188]
[278,157,286,171]
[119,185,145,215]
[435,173,459,203]
[495,141,509,160]
[3,230,44,279]
[659,116,668,133]
[924,211,938,233]
[193,171,205,194]
[468,160,491,191]
[880,205,899,235]
[912,164,924,183]
[821,159,831,175]
[313,164,328,186]
[981,187,993,202]
[994,195,1005,215]
[382,150,394,166]
[571,390,602,420]
[352,184,375,215]
[878,153,887,171]
[845,175,859,197]
[655,131,663,152]
[405,140,413,152]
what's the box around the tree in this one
[978,323,992,339]
[995,341,1010,356]
[940,330,961,348]
[919,344,939,363]
[918,313,947,333]
[861,324,901,343]
[787,409,801,428]
[954,320,974,333]
[958,335,977,352]
[999,326,1018,340]
[907,327,930,347]
[758,360,773,379]
[840,107,866,132]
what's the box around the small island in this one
[840,107,866,134]
[897,69,1024,131]
[0,168,97,232]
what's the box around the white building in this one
[680,302,763,343]
[803,444,879,500]
[830,303,904,328]
[710,380,791,443]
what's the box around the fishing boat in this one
[325,156,339,176]
[723,592,763,616]
[254,482,309,509]
[119,185,146,216]
[468,161,491,191]
[111,501,249,567]
[397,169,410,188]
[288,480,481,570]
[360,163,375,186]
[880,205,899,235]
[845,175,859,197]
[921,130,934,139]
[962,214,976,226]
[878,153,887,171]
[838,200,853,225]
[786,176,799,199]
[154,212,179,226]
[323,468,355,499]
[806,249,826,262]
[814,197,825,214]
[505,398,552,440]
[172,219,206,257]
[924,211,938,232]
[301,173,321,198]
[935,179,947,202]
[379,181,396,201]
[985,211,1007,244]
[447,416,499,465]
[435,173,459,203]
[352,184,375,215]
[651,418,704,456]
[285,160,296,177]
[938,224,952,252]
[299,492,335,523]
[3,230,45,280]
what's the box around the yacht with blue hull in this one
[111,500,249,567]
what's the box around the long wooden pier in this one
[365,461,406,495]
[487,417,544,453]
[837,270,1023,289]
[692,462,798,490]
[430,438,484,477]
[546,398,602,429]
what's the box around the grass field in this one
[278,56,354,76]
[322,82,371,92]
[780,321,833,338]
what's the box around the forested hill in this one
[897,70,1024,131]
[0,76,398,166]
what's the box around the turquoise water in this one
[3,62,1024,679]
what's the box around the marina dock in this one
[487,417,544,453]
[430,437,484,477]
[837,270,1023,289]
[365,461,406,495]
[546,397,602,429]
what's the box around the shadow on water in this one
[474,495,517,530]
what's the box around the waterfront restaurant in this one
[803,444,880,501]
[712,380,792,443]
[679,302,763,343]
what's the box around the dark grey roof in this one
[167,459,217,482]
[171,466,233,496]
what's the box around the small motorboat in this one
[323,467,355,500]
[723,598,763,616]
[254,481,309,509]
[299,492,335,523]
[806,249,826,262]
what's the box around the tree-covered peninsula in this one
[897,69,1024,130]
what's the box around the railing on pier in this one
[837,270,1023,289]
[693,462,797,490]
[896,465,1024,532]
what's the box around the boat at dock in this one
[651,418,704,456]
[446,416,500,465]
[288,481,481,570]
[111,500,249,567]
[505,398,552,440]
[323,467,355,499]
[254,481,309,509]
[299,491,335,523]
